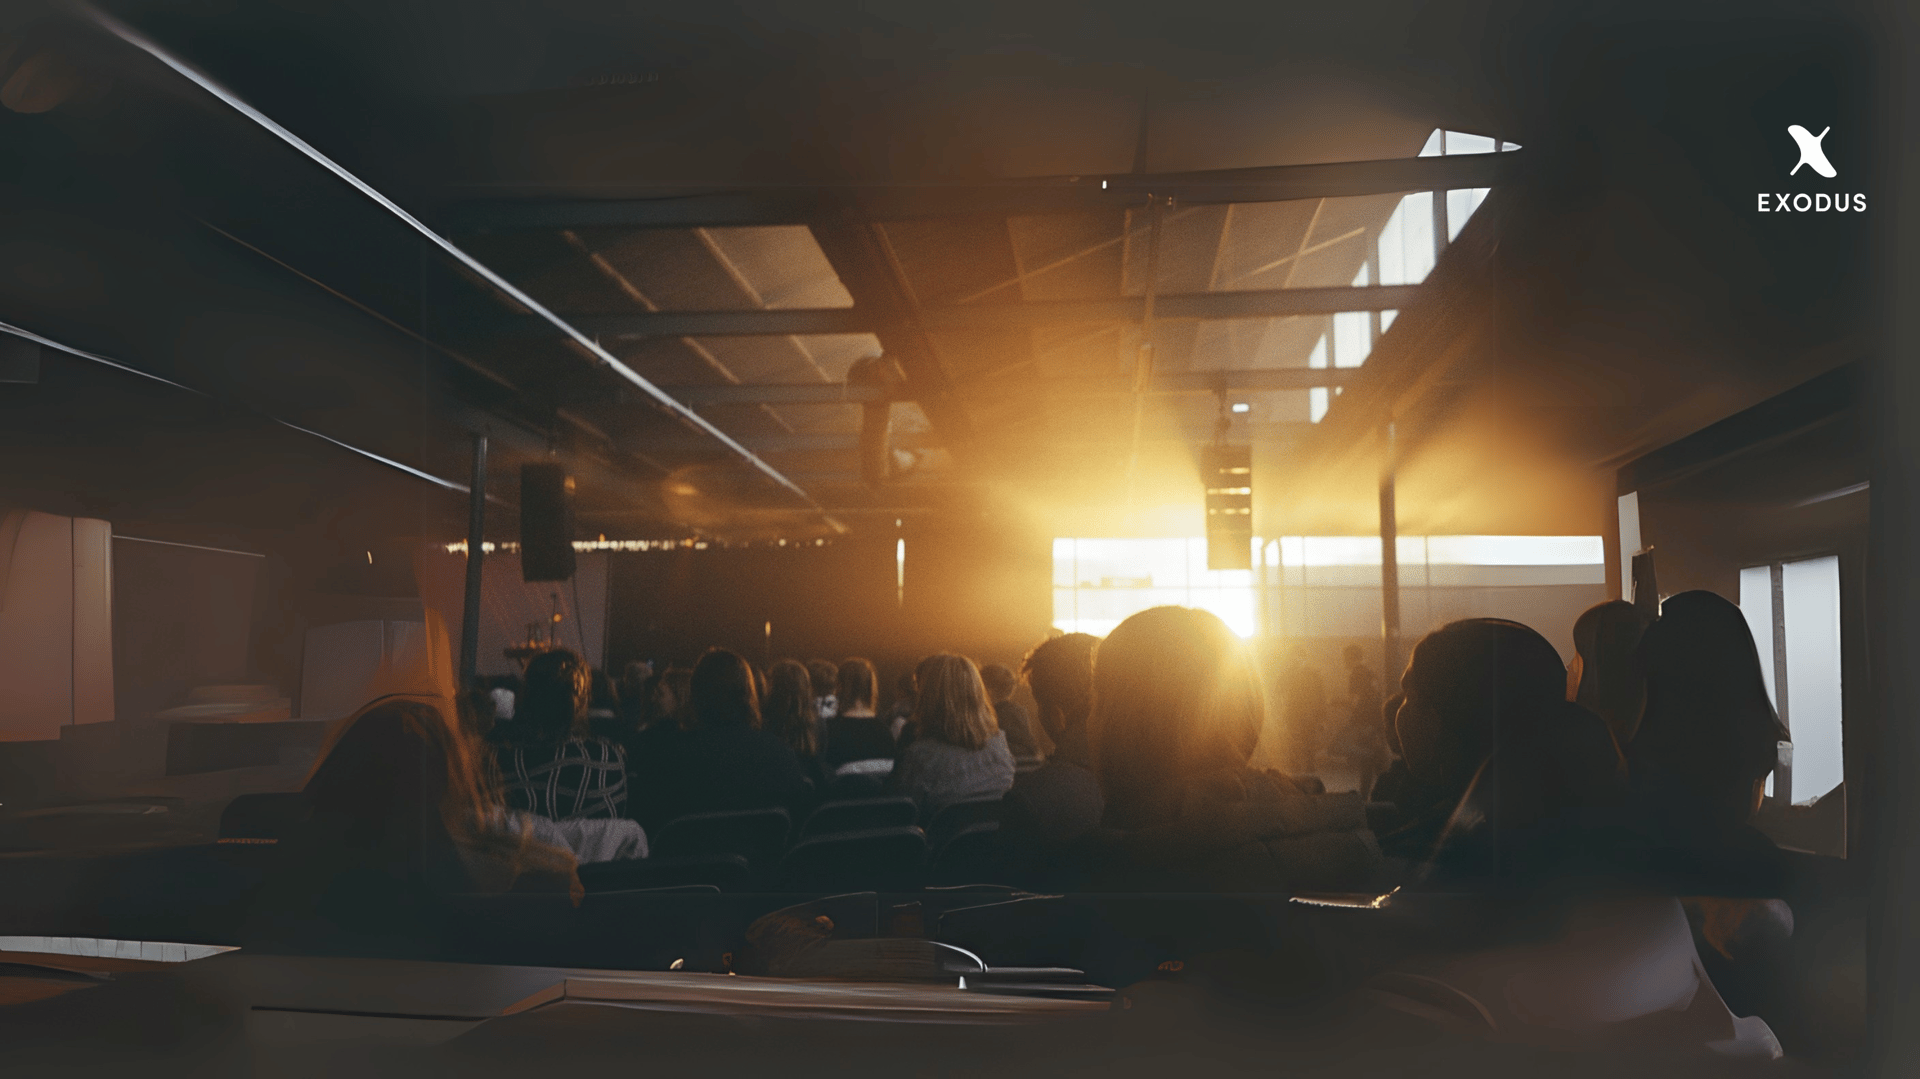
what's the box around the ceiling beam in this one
[517,284,1420,339]
[1148,368,1365,392]
[620,429,941,456]
[920,284,1422,330]
[446,152,1521,232]
[668,383,892,405]
[661,366,1364,404]
[807,215,977,451]
[575,307,871,338]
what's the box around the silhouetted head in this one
[514,648,591,742]
[690,649,762,730]
[910,653,999,751]
[1089,606,1264,828]
[1629,590,1787,830]
[619,660,651,704]
[1397,619,1623,840]
[1022,632,1100,744]
[589,667,619,711]
[836,657,877,714]
[979,663,1018,702]
[1571,600,1653,745]
[806,659,839,699]
[663,667,694,726]
[763,659,819,758]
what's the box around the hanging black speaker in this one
[520,463,577,582]
[1202,445,1253,571]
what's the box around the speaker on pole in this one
[520,463,577,582]
[1202,445,1253,571]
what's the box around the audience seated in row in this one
[1076,607,1378,894]
[1385,618,1625,881]
[1627,591,1789,853]
[491,649,629,822]
[978,662,1041,762]
[257,693,580,955]
[763,658,827,790]
[995,633,1104,885]
[885,671,915,741]
[629,648,810,830]
[1370,614,1778,1057]
[822,657,893,770]
[889,653,1017,816]
[1571,599,1653,749]
[807,659,839,723]
[1622,591,1799,1028]
[256,584,1811,1060]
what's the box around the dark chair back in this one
[929,821,1004,886]
[653,808,791,869]
[578,853,754,893]
[440,891,578,965]
[778,826,929,893]
[799,797,918,839]
[828,773,887,799]
[218,792,310,840]
[927,797,1003,848]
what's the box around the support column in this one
[1379,422,1402,681]
[459,433,488,688]
[1869,1,1920,1071]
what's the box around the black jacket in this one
[631,722,810,829]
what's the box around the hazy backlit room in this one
[0,2,1915,1076]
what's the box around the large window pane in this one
[1782,556,1844,804]
[1737,565,1777,708]
[1377,193,1435,286]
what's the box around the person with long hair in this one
[821,656,895,770]
[1083,606,1378,894]
[631,648,810,828]
[764,658,826,787]
[1369,617,1779,1058]
[490,648,628,821]
[889,653,1016,815]
[978,662,1041,761]
[1570,599,1655,749]
[1625,591,1800,1026]
[1628,591,1789,843]
[1387,618,1626,880]
[259,692,578,954]
[996,633,1105,882]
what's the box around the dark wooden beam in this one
[446,152,1522,231]
[506,285,1421,339]
[658,366,1365,404]
[807,215,977,451]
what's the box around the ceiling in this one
[0,0,1876,549]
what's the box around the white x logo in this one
[1788,125,1836,178]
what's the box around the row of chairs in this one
[219,792,1007,894]
[641,797,1004,892]
[655,796,1001,862]
[576,820,1001,894]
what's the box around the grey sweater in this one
[892,732,1016,816]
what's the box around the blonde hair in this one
[910,653,999,751]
